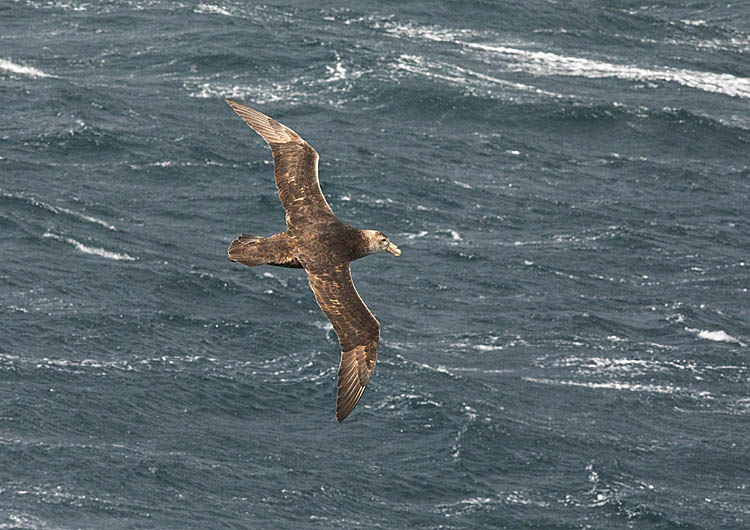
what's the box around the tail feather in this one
[227,233,303,268]
[228,234,266,265]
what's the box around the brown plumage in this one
[225,99,401,422]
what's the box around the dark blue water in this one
[2,1,750,528]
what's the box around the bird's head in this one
[363,230,401,257]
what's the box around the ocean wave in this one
[524,377,701,396]
[450,404,478,460]
[437,489,549,517]
[543,356,692,374]
[0,512,50,530]
[686,327,746,346]
[393,53,562,98]
[369,392,443,413]
[465,41,750,99]
[42,232,135,261]
[0,58,54,79]
[55,206,117,231]
[185,52,366,106]
[1,191,117,230]
[5,355,136,373]
[194,3,233,16]
[21,0,89,11]
[382,21,750,99]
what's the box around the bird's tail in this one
[227,234,267,266]
[228,232,303,268]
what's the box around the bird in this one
[224,99,401,422]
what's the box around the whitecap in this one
[35,357,135,372]
[262,271,288,287]
[55,206,117,230]
[384,21,750,99]
[448,229,462,241]
[1,512,50,530]
[312,320,334,332]
[0,58,53,79]
[186,80,308,105]
[464,41,750,99]
[416,362,453,376]
[681,19,707,26]
[2,191,117,230]
[195,3,233,16]
[43,232,135,261]
[401,230,428,240]
[474,344,505,351]
[438,495,495,515]
[687,327,745,346]
[393,53,560,97]
[323,58,347,83]
[524,377,685,395]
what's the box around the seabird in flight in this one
[225,99,401,422]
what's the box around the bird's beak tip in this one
[387,244,401,257]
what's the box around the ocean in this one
[2,1,749,528]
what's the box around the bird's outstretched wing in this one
[226,99,335,229]
[304,262,380,422]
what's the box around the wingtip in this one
[336,408,351,422]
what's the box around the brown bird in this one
[225,100,401,422]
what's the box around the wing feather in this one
[304,262,380,422]
[226,99,334,228]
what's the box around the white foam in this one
[439,496,495,515]
[474,344,505,351]
[2,191,117,230]
[524,377,684,395]
[186,55,362,107]
[417,362,453,376]
[43,232,135,261]
[0,513,50,530]
[551,356,691,374]
[0,58,53,79]
[186,80,308,105]
[313,320,334,331]
[34,357,135,372]
[687,327,746,346]
[384,21,750,99]
[466,41,750,99]
[323,59,347,83]
[394,54,559,97]
[195,4,233,16]
[56,206,117,230]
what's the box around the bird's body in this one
[224,100,400,422]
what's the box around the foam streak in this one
[0,58,53,79]
[43,232,135,261]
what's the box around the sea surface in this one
[2,1,750,528]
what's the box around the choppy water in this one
[2,1,750,528]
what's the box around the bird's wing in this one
[304,261,380,422]
[226,99,335,229]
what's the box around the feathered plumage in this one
[225,99,400,421]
